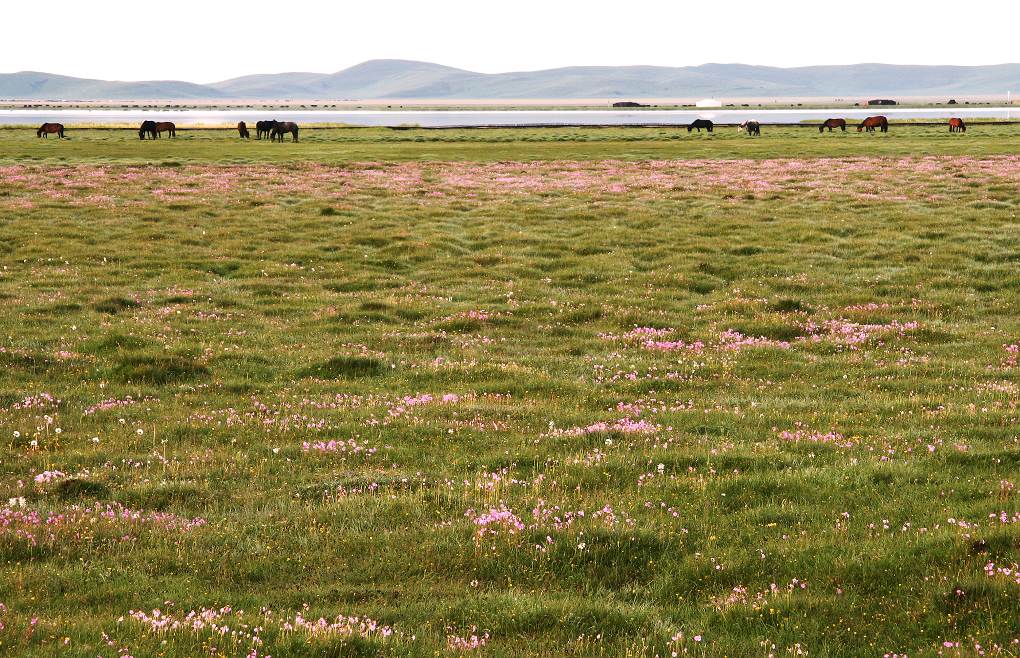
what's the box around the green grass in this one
[0,128,1019,657]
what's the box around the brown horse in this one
[36,123,66,138]
[857,116,889,133]
[819,118,847,133]
[153,122,176,138]
[271,121,299,142]
[238,121,250,139]
[949,118,966,133]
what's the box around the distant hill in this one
[3,60,1020,100]
[0,71,225,100]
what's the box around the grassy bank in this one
[3,124,1020,163]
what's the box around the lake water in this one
[0,107,1015,127]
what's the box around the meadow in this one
[1,126,1019,657]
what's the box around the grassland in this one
[1,126,1019,657]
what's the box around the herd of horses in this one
[133,120,299,141]
[138,120,177,139]
[33,116,970,140]
[673,114,958,135]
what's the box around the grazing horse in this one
[153,122,176,138]
[138,120,158,139]
[256,120,278,140]
[687,119,714,133]
[271,121,299,142]
[237,121,250,139]
[857,116,888,133]
[819,118,847,133]
[949,117,966,133]
[36,123,66,138]
[738,120,760,136]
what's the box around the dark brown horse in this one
[857,116,889,133]
[256,120,278,140]
[949,117,966,133]
[139,120,157,139]
[238,121,250,139]
[687,119,714,133]
[37,123,66,138]
[819,118,847,133]
[738,120,760,136]
[153,122,176,138]
[271,121,299,142]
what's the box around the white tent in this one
[695,98,722,108]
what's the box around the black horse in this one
[271,121,299,143]
[138,120,158,140]
[687,119,714,133]
[256,120,278,140]
[238,121,250,139]
[739,120,761,136]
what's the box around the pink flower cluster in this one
[1001,344,1019,369]
[0,502,206,547]
[301,438,377,456]
[642,339,706,353]
[83,395,156,416]
[8,393,61,411]
[387,392,464,418]
[550,417,660,437]
[447,626,490,651]
[718,330,791,351]
[777,424,855,449]
[33,470,67,485]
[129,604,396,649]
[984,562,1020,586]
[468,505,525,543]
[801,319,919,348]
[711,579,808,611]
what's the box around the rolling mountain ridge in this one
[2,60,1019,100]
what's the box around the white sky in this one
[5,0,1018,82]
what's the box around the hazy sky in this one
[6,0,1018,82]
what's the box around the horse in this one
[256,120,278,140]
[738,120,760,136]
[857,116,888,133]
[949,118,966,133]
[238,121,250,139]
[138,120,157,140]
[36,123,66,138]
[819,118,846,133]
[271,121,299,142]
[153,122,176,138]
[687,119,714,133]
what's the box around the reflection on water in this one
[0,107,1014,127]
